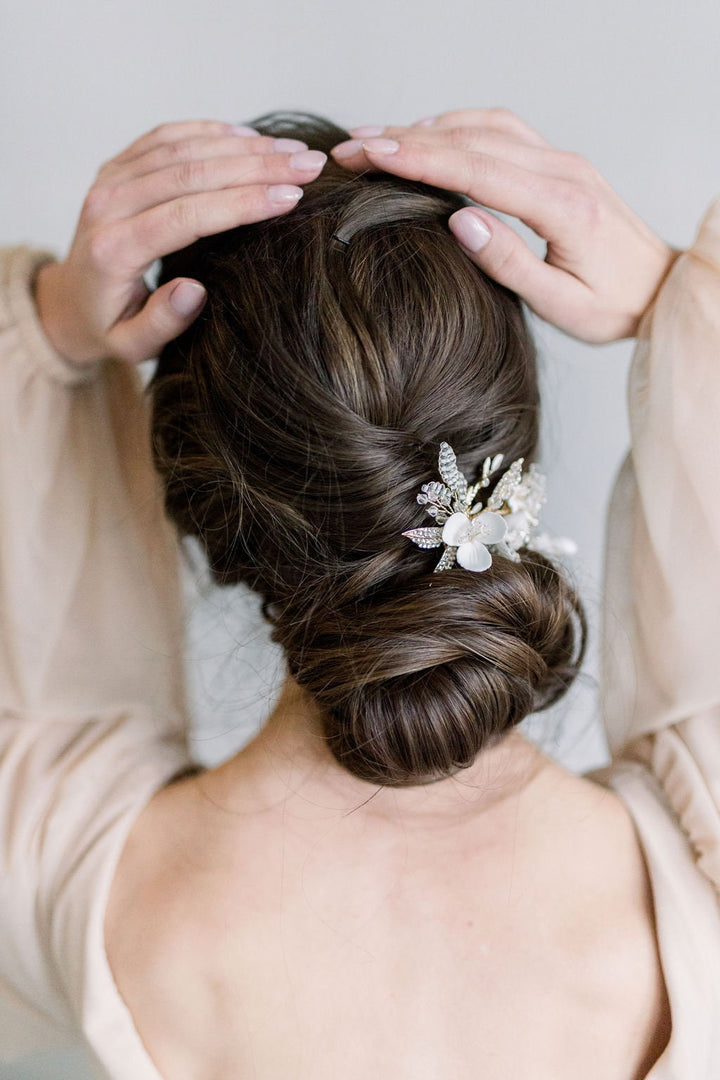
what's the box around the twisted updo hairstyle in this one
[150,111,586,787]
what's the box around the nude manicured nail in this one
[349,125,385,137]
[273,138,308,153]
[170,281,207,317]
[413,116,437,127]
[289,149,327,171]
[331,139,363,159]
[362,138,399,155]
[449,209,491,252]
[230,124,259,136]
[268,184,304,203]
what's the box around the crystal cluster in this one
[401,441,571,574]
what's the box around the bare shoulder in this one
[523,758,672,1073]
[104,774,217,1071]
[527,754,658,903]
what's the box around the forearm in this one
[601,197,720,753]
[0,246,188,726]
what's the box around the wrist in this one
[632,244,684,338]
[32,262,99,369]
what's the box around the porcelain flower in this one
[441,510,507,572]
[402,441,575,573]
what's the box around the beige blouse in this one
[1,196,720,1079]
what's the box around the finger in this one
[112,120,245,165]
[102,134,306,183]
[335,128,578,181]
[108,277,208,364]
[94,184,306,275]
[447,207,593,332]
[348,108,553,150]
[411,108,554,148]
[96,150,327,221]
[336,139,589,240]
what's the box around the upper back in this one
[105,760,671,1080]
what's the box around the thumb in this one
[109,278,207,364]
[447,207,589,333]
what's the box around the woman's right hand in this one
[331,109,680,344]
[34,120,327,367]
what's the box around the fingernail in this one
[413,116,437,127]
[331,139,363,159]
[289,149,327,171]
[349,125,385,137]
[362,138,399,155]
[272,138,308,153]
[230,124,259,136]
[449,209,491,252]
[268,184,304,204]
[170,281,207,317]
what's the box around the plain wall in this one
[1,0,719,1074]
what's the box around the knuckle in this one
[163,138,193,163]
[87,226,118,269]
[485,106,517,122]
[446,125,472,148]
[484,107,534,138]
[175,157,205,190]
[95,158,122,183]
[491,243,525,282]
[561,151,596,179]
[556,180,601,225]
[469,152,494,184]
[81,185,112,222]
[168,196,196,232]
[149,121,173,139]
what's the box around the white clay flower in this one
[402,441,575,573]
[441,510,507,572]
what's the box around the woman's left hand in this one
[330,109,678,344]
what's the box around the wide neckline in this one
[589,758,720,1078]
[84,758,719,1079]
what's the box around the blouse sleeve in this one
[599,196,720,890]
[0,247,193,1059]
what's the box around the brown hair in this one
[150,110,586,787]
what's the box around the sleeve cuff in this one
[0,246,101,387]
[635,194,720,343]
[689,193,720,271]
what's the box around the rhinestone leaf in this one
[487,457,524,511]
[438,442,467,506]
[433,546,458,572]
[401,526,444,549]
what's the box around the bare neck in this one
[200,675,562,830]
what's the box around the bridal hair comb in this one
[402,442,577,574]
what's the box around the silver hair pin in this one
[402,441,576,573]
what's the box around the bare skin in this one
[106,678,671,1080]
[34,109,678,1077]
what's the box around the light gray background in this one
[1,0,719,1075]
